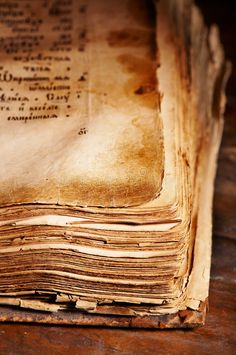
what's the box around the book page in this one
[0,0,164,207]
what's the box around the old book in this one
[0,0,230,327]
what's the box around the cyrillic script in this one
[0,0,163,207]
[0,0,88,129]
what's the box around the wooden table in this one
[0,1,235,354]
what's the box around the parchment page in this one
[0,0,164,207]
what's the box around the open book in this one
[0,0,230,327]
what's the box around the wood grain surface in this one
[0,0,235,354]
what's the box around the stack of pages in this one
[0,0,230,326]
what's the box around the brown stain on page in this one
[107,28,156,55]
[0,178,158,208]
[117,54,159,110]
[114,119,164,204]
[107,0,158,108]
[59,113,164,207]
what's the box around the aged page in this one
[0,0,164,207]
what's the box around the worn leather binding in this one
[0,302,207,329]
[0,0,230,327]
